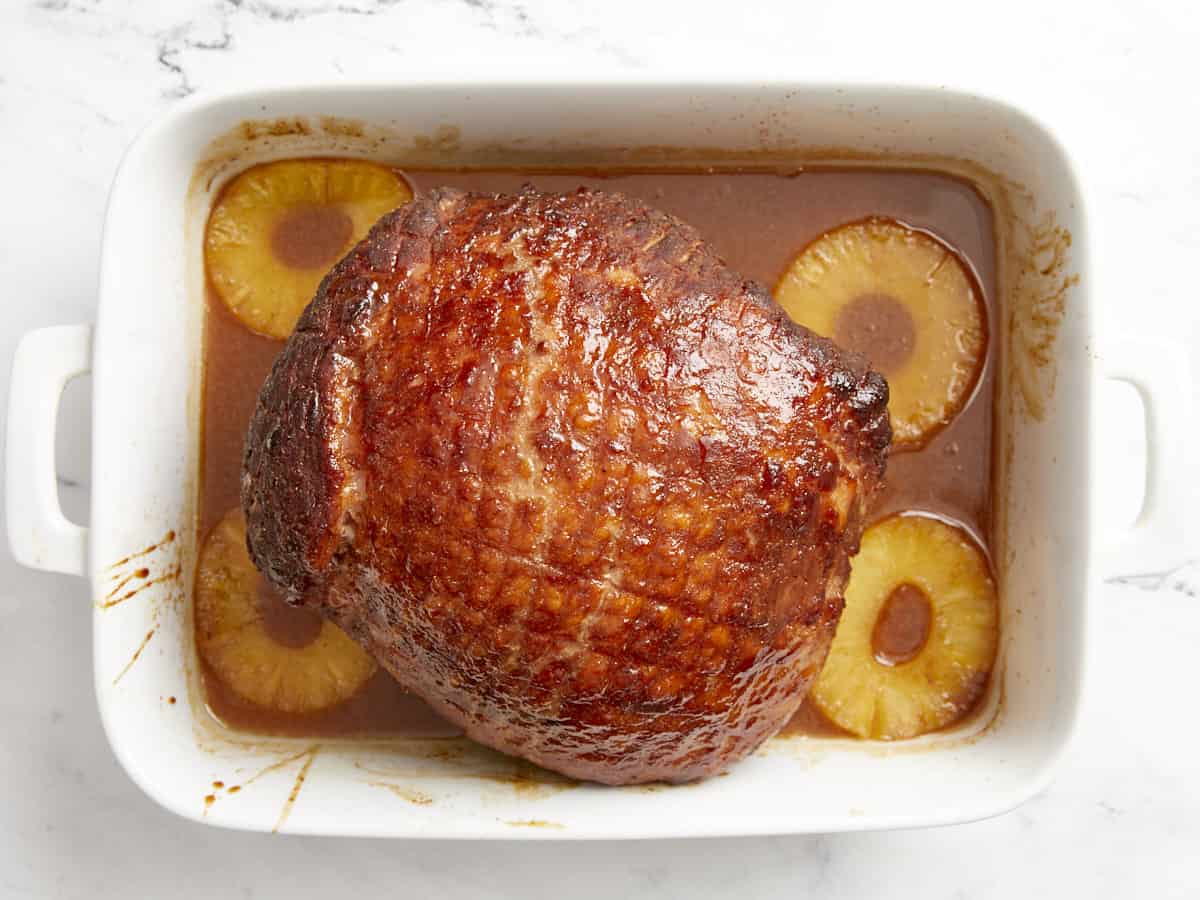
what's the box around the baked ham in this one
[242,187,890,784]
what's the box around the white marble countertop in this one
[1,0,1197,897]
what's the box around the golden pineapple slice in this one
[775,218,986,446]
[195,508,376,713]
[812,515,997,740]
[205,159,412,339]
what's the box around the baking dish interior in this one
[90,84,1088,837]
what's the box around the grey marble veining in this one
[1107,561,1199,599]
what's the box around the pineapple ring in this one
[813,515,998,740]
[195,508,376,714]
[774,218,986,447]
[205,159,412,340]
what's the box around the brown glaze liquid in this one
[270,205,354,269]
[256,574,323,649]
[872,583,933,666]
[834,293,917,376]
[199,165,995,740]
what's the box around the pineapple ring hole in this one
[270,204,354,270]
[871,581,932,666]
[256,575,324,649]
[833,292,916,376]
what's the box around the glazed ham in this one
[242,187,890,784]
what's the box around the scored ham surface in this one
[242,187,890,784]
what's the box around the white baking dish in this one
[6,83,1194,839]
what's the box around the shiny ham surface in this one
[242,187,890,784]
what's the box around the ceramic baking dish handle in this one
[1099,335,1198,580]
[6,324,92,577]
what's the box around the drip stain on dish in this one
[275,746,318,832]
[201,744,320,828]
[412,124,462,155]
[103,528,184,685]
[317,116,366,139]
[112,628,157,686]
[1009,212,1077,421]
[367,781,434,806]
[237,117,313,141]
[106,529,176,570]
[353,749,576,802]
[101,562,182,609]
[504,819,565,830]
[103,566,151,603]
